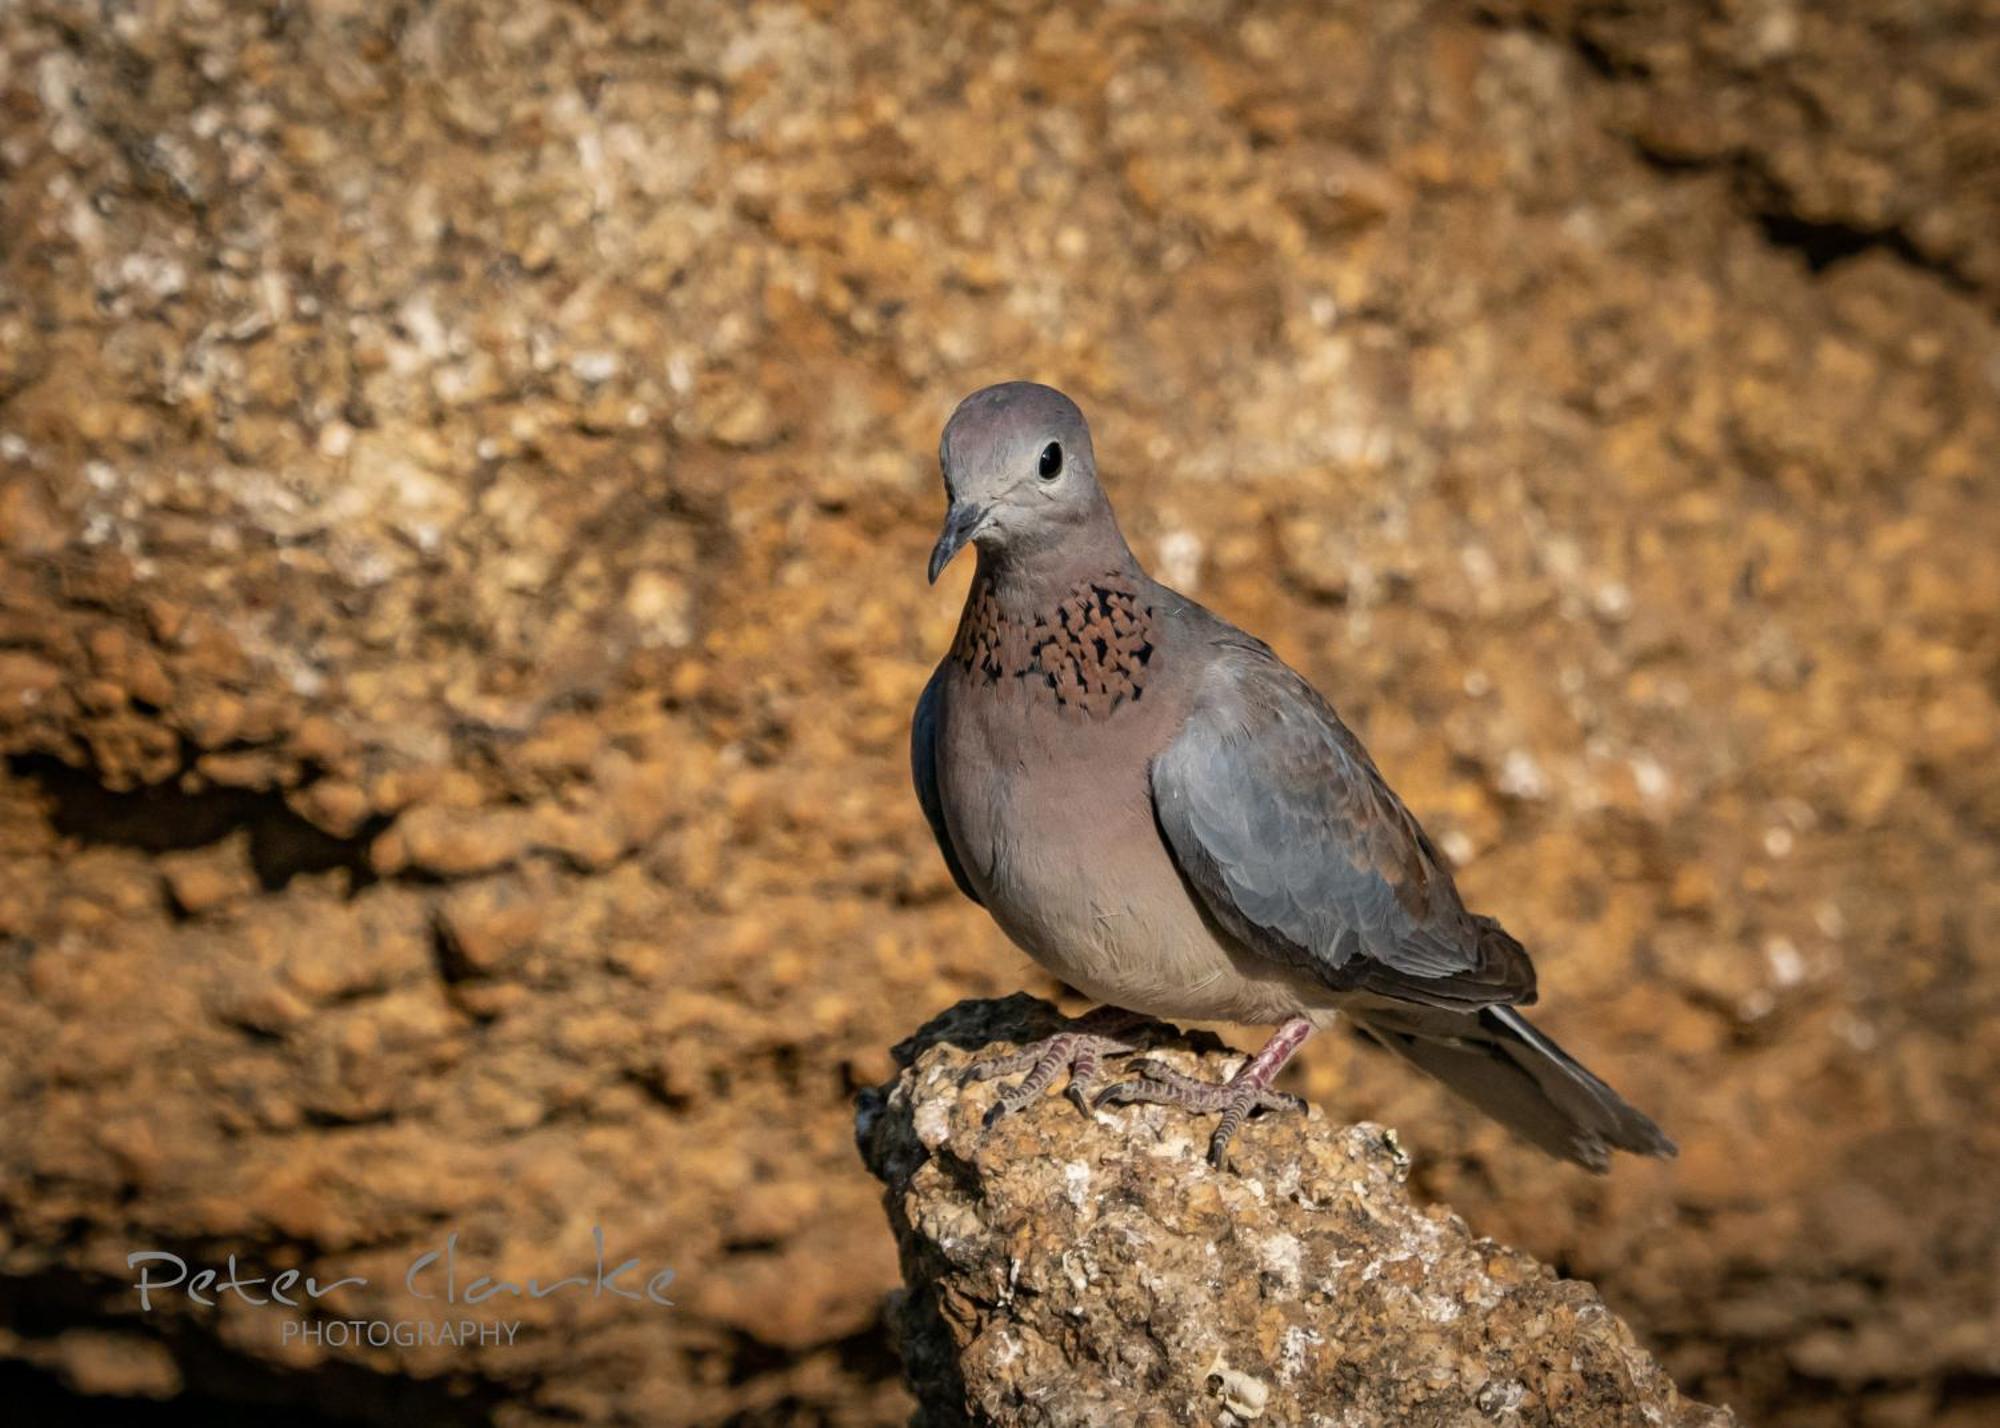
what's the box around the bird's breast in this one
[933,670,1311,1024]
[947,569,1161,722]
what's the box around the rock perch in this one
[857,996,1731,1427]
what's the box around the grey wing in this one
[911,666,983,906]
[1150,641,1533,1011]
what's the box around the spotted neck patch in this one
[951,572,1157,717]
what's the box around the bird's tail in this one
[1351,1004,1676,1172]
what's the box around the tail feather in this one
[1353,1004,1676,1172]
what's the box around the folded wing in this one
[1150,640,1533,1011]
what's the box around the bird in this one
[911,381,1676,1172]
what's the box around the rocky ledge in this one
[856,996,1733,1427]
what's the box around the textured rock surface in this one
[1,0,1997,1424]
[859,996,1733,1427]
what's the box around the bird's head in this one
[928,381,1110,583]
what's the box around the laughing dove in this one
[913,381,1675,1171]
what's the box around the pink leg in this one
[1095,1016,1314,1167]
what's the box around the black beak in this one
[927,499,984,584]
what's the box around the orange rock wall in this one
[1,1,1995,1423]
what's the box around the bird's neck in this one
[949,518,1159,721]
[971,511,1143,616]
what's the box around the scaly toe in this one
[964,1027,1138,1128]
[1089,1057,1307,1167]
[959,1048,1041,1085]
[984,1085,1037,1128]
[1207,1085,1308,1167]
[1092,1058,1235,1111]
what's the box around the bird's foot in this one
[1093,1017,1314,1168]
[962,1008,1144,1126]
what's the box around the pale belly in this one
[939,716,1328,1027]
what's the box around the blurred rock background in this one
[0,0,1994,1424]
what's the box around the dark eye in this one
[1038,442,1063,479]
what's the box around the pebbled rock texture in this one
[858,996,1734,1428]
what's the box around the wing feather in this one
[1151,640,1533,1010]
